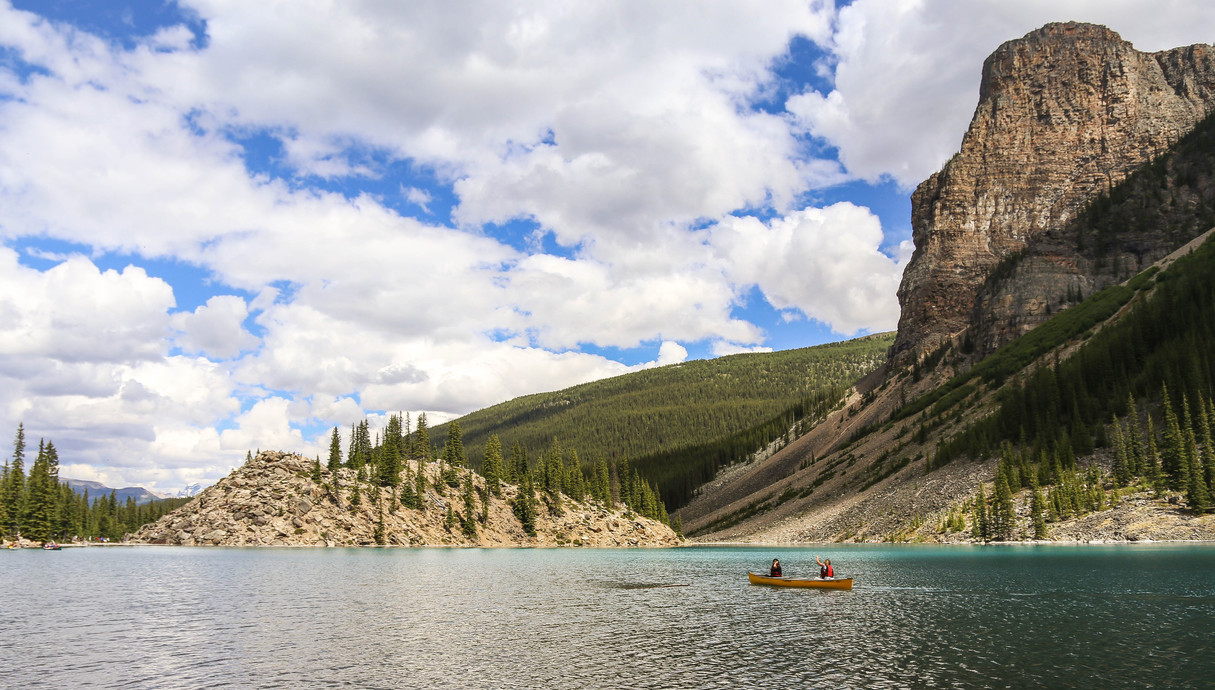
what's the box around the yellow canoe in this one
[748,571,853,590]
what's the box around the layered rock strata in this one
[891,22,1215,365]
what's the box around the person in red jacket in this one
[816,554,834,579]
[769,558,783,577]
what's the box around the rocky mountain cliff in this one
[891,22,1215,366]
[679,22,1215,545]
[130,451,679,547]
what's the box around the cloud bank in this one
[0,0,1209,491]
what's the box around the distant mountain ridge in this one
[61,478,169,505]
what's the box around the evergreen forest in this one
[885,108,1215,540]
[0,425,192,542]
[928,232,1215,540]
[433,335,891,510]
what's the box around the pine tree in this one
[1183,402,1210,512]
[507,443,528,484]
[327,427,342,472]
[564,449,585,502]
[1200,396,1215,496]
[630,469,645,514]
[543,438,563,496]
[23,440,56,541]
[462,474,476,515]
[414,461,427,509]
[2,423,27,536]
[477,484,490,525]
[1160,387,1189,491]
[347,424,359,469]
[512,474,537,537]
[482,434,503,497]
[1144,413,1163,490]
[54,482,75,538]
[460,476,478,539]
[1030,485,1048,539]
[592,456,611,507]
[413,413,432,464]
[1111,417,1131,487]
[0,460,9,535]
[1126,394,1145,477]
[399,465,419,509]
[993,473,1015,540]
[311,457,323,482]
[972,484,989,542]
[374,504,386,545]
[445,422,466,468]
[385,414,404,461]
[379,436,402,487]
[617,458,632,509]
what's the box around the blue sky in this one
[1,0,1212,493]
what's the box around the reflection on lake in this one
[3,544,1214,688]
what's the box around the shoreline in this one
[11,538,1213,550]
[690,538,1215,546]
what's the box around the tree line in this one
[317,412,679,539]
[0,424,192,542]
[936,233,1215,540]
[433,335,891,512]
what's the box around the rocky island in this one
[130,451,679,547]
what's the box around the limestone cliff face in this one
[891,23,1215,365]
[129,451,679,547]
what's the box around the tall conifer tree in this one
[3,423,26,535]
[1111,417,1131,487]
[1161,387,1189,490]
[327,427,342,472]
[482,434,503,497]
[414,413,432,463]
[972,484,989,542]
[379,437,402,487]
[445,422,466,468]
[1030,485,1048,539]
[993,473,1015,540]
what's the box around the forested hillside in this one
[688,106,1215,542]
[436,334,892,509]
[931,231,1215,537]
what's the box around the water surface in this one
[3,544,1213,688]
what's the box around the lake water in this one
[3,544,1214,688]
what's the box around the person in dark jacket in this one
[769,558,783,577]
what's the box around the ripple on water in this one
[4,544,1215,688]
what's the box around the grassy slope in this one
[437,333,893,508]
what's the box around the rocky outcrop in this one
[129,451,680,547]
[891,22,1215,365]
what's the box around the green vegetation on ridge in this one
[437,334,893,509]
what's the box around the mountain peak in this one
[890,23,1215,366]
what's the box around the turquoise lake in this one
[3,544,1213,688]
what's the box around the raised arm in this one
[816,555,824,566]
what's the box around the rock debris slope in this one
[130,451,679,547]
